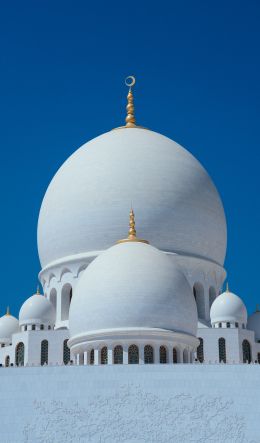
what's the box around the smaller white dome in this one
[0,313,19,345]
[210,288,247,326]
[19,292,55,327]
[69,241,198,342]
[247,310,260,341]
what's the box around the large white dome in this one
[69,241,198,341]
[38,128,227,269]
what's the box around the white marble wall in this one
[0,365,259,442]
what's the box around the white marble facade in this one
[1,84,260,370]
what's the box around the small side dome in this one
[69,241,198,341]
[210,284,247,328]
[19,289,55,328]
[0,309,19,345]
[247,307,260,341]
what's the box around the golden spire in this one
[226,282,229,292]
[6,306,10,316]
[125,76,136,128]
[117,208,149,244]
[36,285,40,295]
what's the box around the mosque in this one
[0,76,260,367]
[0,77,260,443]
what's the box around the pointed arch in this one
[183,349,189,363]
[144,345,154,364]
[15,342,25,366]
[160,345,167,364]
[197,338,204,363]
[101,347,108,364]
[193,282,205,319]
[41,340,49,366]
[90,349,94,365]
[76,264,88,278]
[63,339,70,365]
[61,283,72,321]
[218,337,226,363]
[49,288,57,311]
[128,345,139,364]
[242,340,251,363]
[113,345,123,364]
[173,348,178,363]
[60,268,72,281]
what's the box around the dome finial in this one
[125,76,136,128]
[6,306,10,316]
[36,285,40,295]
[226,282,229,293]
[117,208,149,244]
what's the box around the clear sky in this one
[0,1,259,317]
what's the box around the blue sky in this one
[0,1,259,316]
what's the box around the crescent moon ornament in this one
[125,76,136,88]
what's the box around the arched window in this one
[5,356,10,367]
[183,349,189,363]
[258,353,260,364]
[128,345,139,364]
[41,340,48,366]
[101,347,108,364]
[218,337,226,363]
[227,322,230,328]
[144,345,154,364]
[219,323,222,328]
[63,339,70,365]
[242,340,251,363]
[114,345,123,364]
[197,338,204,363]
[160,346,167,363]
[235,322,238,328]
[90,349,94,365]
[61,283,72,321]
[173,348,178,363]
[40,324,44,330]
[15,342,25,366]
[209,287,216,309]
[32,325,35,331]
[49,288,57,311]
[193,283,205,319]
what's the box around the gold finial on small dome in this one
[36,285,40,295]
[125,76,136,128]
[6,306,10,316]
[117,208,149,244]
[226,282,229,292]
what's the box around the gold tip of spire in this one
[117,208,149,244]
[112,76,148,131]
[125,76,136,127]
[226,282,229,293]
[6,306,10,316]
[36,285,40,295]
